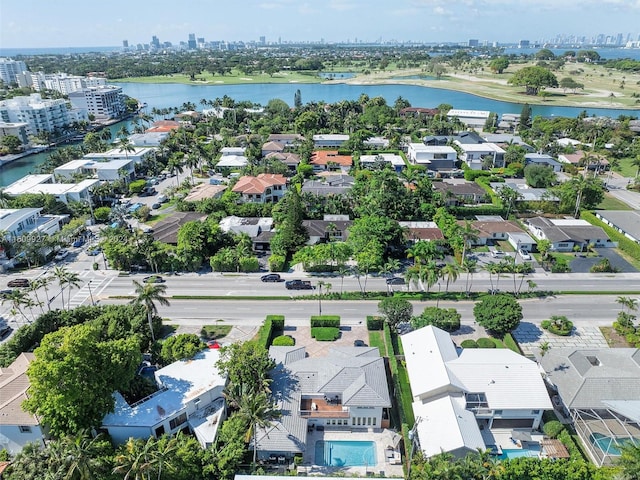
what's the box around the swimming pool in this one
[590,432,640,456]
[499,447,540,460]
[314,440,377,467]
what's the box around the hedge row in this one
[310,315,340,327]
[461,338,497,349]
[582,211,640,262]
[256,315,285,349]
[542,419,585,460]
[311,327,340,341]
[366,315,384,331]
[266,315,285,331]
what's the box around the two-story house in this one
[455,141,505,170]
[403,326,551,459]
[407,143,457,171]
[253,346,391,463]
[310,151,353,172]
[101,349,227,449]
[232,174,287,203]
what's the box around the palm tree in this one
[57,431,107,480]
[113,437,155,480]
[52,266,70,309]
[616,296,638,314]
[234,391,280,469]
[184,153,199,184]
[440,263,460,292]
[64,271,82,310]
[130,280,170,343]
[116,136,136,163]
[462,259,477,296]
[1,289,30,323]
[458,221,479,266]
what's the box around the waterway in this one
[2,78,639,187]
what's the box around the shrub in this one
[310,316,340,328]
[473,294,523,336]
[541,315,574,336]
[477,337,497,348]
[266,315,285,331]
[272,335,295,346]
[461,339,478,348]
[543,420,564,439]
[366,315,384,331]
[256,315,284,349]
[160,334,206,364]
[411,307,461,332]
[268,254,286,272]
[590,258,620,273]
[93,206,111,222]
[311,327,340,341]
[239,256,259,272]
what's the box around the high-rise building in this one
[122,40,129,49]
[259,36,266,45]
[188,33,197,49]
[0,58,28,86]
[518,40,530,48]
[68,85,126,120]
[151,36,160,49]
[0,94,87,137]
[468,39,479,47]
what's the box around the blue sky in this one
[1,0,639,48]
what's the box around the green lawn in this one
[200,324,232,340]
[596,194,632,210]
[613,157,638,178]
[368,330,386,356]
[113,69,321,85]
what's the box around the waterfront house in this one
[407,144,457,171]
[3,174,99,204]
[447,109,490,128]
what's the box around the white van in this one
[157,194,168,203]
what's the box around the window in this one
[155,425,165,437]
[352,418,356,426]
[494,410,503,415]
[19,426,32,433]
[532,410,540,415]
[169,412,187,430]
[373,417,376,426]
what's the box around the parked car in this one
[491,249,505,258]
[386,277,405,285]
[353,340,368,347]
[54,249,69,261]
[0,289,13,298]
[72,237,85,247]
[87,248,101,256]
[151,202,161,209]
[143,275,165,283]
[7,278,30,288]
[157,194,168,203]
[0,325,13,340]
[261,273,283,282]
[285,279,314,290]
[518,249,532,261]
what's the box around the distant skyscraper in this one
[188,33,197,49]
[468,39,479,47]
[151,36,160,48]
[518,40,530,48]
[122,40,129,49]
[259,36,266,45]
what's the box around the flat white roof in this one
[448,109,490,117]
[4,174,53,194]
[55,159,92,171]
[457,142,505,153]
[313,134,350,140]
[102,349,226,428]
[549,219,591,227]
[89,159,132,170]
[359,154,405,166]
[217,155,248,167]
[409,143,456,153]
[413,395,485,457]
[85,147,155,159]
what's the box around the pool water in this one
[314,440,376,467]
[499,447,540,460]
[590,432,640,456]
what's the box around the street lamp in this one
[317,281,323,316]
[87,280,95,306]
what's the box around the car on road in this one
[491,249,505,258]
[0,325,13,340]
[285,279,314,290]
[518,249,532,261]
[0,289,13,298]
[143,275,165,283]
[157,194,168,203]
[7,278,30,288]
[54,249,69,261]
[353,340,368,347]
[386,277,405,285]
[261,273,283,282]
[87,248,101,256]
[72,237,85,247]
[151,202,161,209]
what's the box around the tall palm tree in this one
[462,259,477,296]
[52,266,70,310]
[616,296,638,314]
[116,136,136,163]
[130,280,170,343]
[1,289,30,323]
[57,431,107,480]
[113,437,155,480]
[234,391,280,469]
[458,221,479,266]
[64,271,82,310]
[440,263,460,292]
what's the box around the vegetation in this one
[271,335,295,346]
[411,306,461,332]
[473,294,523,336]
[378,297,413,331]
[310,327,341,341]
[160,333,206,363]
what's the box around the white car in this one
[518,249,532,260]
[54,249,69,261]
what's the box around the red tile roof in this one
[310,151,353,167]
[232,174,287,195]
[146,120,180,133]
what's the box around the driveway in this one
[569,248,637,273]
[285,324,370,357]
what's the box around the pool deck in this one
[298,428,404,478]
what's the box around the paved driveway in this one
[285,324,370,357]
[569,248,637,273]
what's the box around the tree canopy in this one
[508,66,559,95]
[473,294,523,336]
[378,297,413,331]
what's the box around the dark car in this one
[285,280,314,290]
[151,202,161,209]
[72,237,85,248]
[353,340,368,347]
[261,274,282,282]
[0,289,13,298]
[386,277,405,285]
[0,325,13,340]
[143,275,165,283]
[87,248,101,256]
[7,278,30,288]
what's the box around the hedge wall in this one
[310,315,341,327]
[311,327,340,341]
[583,211,640,262]
[366,315,384,331]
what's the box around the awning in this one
[512,430,532,442]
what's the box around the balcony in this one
[300,398,349,418]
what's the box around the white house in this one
[359,153,406,172]
[455,141,505,170]
[101,349,227,449]
[313,134,349,148]
[0,207,65,239]
[0,353,46,455]
[447,109,491,128]
[220,146,246,156]
[402,326,551,459]
[128,132,169,147]
[54,158,136,182]
[216,155,248,170]
[4,175,99,204]
[84,146,156,164]
[525,217,615,252]
[406,144,457,170]
[0,121,29,146]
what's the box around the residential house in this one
[152,212,207,245]
[482,133,534,152]
[232,174,287,203]
[407,144,457,171]
[540,348,640,466]
[422,135,450,146]
[461,216,528,246]
[359,153,406,172]
[455,141,505,170]
[253,346,391,462]
[4,174,99,204]
[402,326,551,459]
[364,136,389,149]
[556,138,582,148]
[301,174,354,196]
[524,217,615,252]
[0,208,65,239]
[498,113,520,131]
[524,153,563,172]
[558,151,609,171]
[267,133,305,147]
[595,210,640,244]
[216,155,248,170]
[128,132,169,147]
[447,109,490,128]
[398,221,444,243]
[101,349,227,449]
[183,183,227,202]
[219,216,274,251]
[433,179,488,206]
[0,353,46,454]
[310,151,353,172]
[399,107,438,118]
[312,134,349,148]
[491,181,556,203]
[54,158,136,182]
[454,131,485,144]
[261,141,285,157]
[264,152,300,171]
[302,215,351,244]
[146,120,180,133]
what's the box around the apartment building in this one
[68,85,126,119]
[0,58,28,85]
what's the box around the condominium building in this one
[29,72,107,94]
[0,58,28,85]
[68,86,126,119]
[0,121,29,146]
[0,94,88,137]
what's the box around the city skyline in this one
[1,0,639,49]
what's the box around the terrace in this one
[300,397,349,418]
